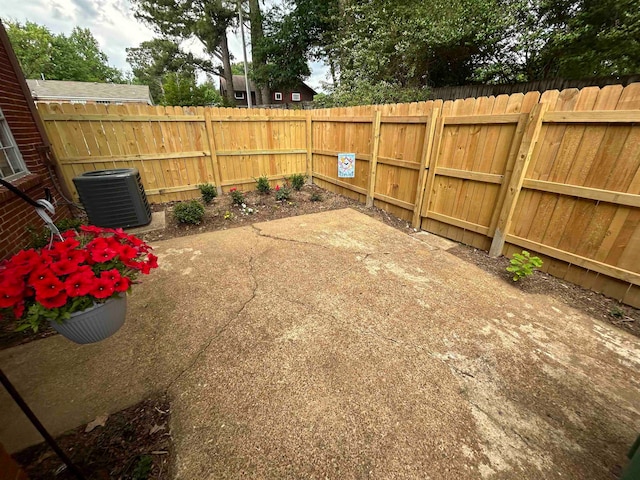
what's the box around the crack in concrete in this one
[165,252,259,392]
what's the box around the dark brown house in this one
[220,75,317,107]
[0,22,71,259]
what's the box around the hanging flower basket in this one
[0,225,158,344]
[49,294,128,344]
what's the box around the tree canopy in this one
[6,21,123,83]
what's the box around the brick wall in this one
[0,23,70,260]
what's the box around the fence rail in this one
[37,83,640,307]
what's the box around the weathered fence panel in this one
[37,83,640,307]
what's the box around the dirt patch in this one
[13,395,172,479]
[142,184,414,244]
[448,244,640,338]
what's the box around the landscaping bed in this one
[13,395,172,480]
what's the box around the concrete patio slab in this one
[1,208,639,479]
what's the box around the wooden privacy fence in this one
[37,84,640,307]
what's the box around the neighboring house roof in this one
[26,79,153,104]
[220,75,317,96]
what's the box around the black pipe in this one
[0,368,86,480]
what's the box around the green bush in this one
[310,192,323,202]
[198,183,217,204]
[286,173,306,191]
[174,200,205,225]
[255,175,271,194]
[27,217,83,249]
[506,250,543,281]
[274,184,291,201]
[229,187,245,205]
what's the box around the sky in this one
[0,0,330,92]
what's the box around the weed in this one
[174,200,205,225]
[229,187,245,205]
[310,192,323,202]
[255,175,271,194]
[224,210,234,220]
[610,306,625,319]
[286,173,306,191]
[198,183,217,203]
[506,250,543,281]
[131,455,153,480]
[274,184,291,201]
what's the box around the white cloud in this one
[1,0,329,91]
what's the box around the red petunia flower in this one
[38,291,68,309]
[90,277,115,299]
[0,292,22,309]
[146,254,158,269]
[13,302,25,319]
[9,249,41,275]
[50,259,80,276]
[112,276,130,293]
[90,247,118,263]
[33,275,65,300]
[116,244,138,261]
[0,277,25,298]
[229,187,237,192]
[64,271,96,297]
[275,185,280,191]
[28,268,55,287]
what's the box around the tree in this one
[247,0,270,104]
[162,72,223,106]
[5,21,122,82]
[132,0,238,104]
[126,38,213,103]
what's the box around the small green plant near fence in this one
[174,200,205,225]
[286,173,306,191]
[507,250,543,281]
[274,184,291,201]
[310,192,323,202]
[27,217,83,249]
[198,183,217,204]
[255,175,271,194]
[229,187,245,205]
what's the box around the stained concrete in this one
[1,208,639,479]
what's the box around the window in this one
[291,92,301,102]
[234,91,245,100]
[274,92,283,101]
[97,100,111,105]
[0,108,29,181]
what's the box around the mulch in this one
[13,395,172,479]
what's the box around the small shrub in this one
[286,173,306,191]
[310,192,323,202]
[507,250,543,281]
[198,183,217,203]
[255,175,271,194]
[174,200,205,225]
[274,184,291,201]
[229,187,245,205]
[28,217,83,249]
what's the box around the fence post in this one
[203,108,224,196]
[366,110,382,207]
[489,102,548,257]
[305,110,313,184]
[420,114,446,218]
[412,108,440,229]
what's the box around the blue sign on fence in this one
[338,153,356,178]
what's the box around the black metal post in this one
[0,368,86,480]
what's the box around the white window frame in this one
[291,92,301,102]
[234,91,245,100]
[0,108,29,182]
[274,92,283,101]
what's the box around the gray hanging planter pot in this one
[49,294,128,345]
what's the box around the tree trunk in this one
[249,0,270,105]
[220,34,235,105]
